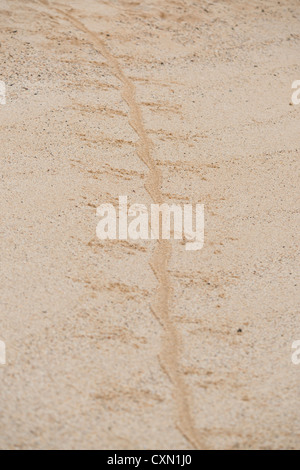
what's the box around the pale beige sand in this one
[0,0,299,450]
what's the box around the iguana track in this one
[35,0,204,449]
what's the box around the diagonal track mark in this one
[37,1,205,449]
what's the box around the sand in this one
[0,0,299,450]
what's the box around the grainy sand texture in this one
[0,0,299,450]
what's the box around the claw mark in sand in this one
[43,3,204,449]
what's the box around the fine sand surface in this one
[0,0,299,450]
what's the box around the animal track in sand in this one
[33,0,205,449]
